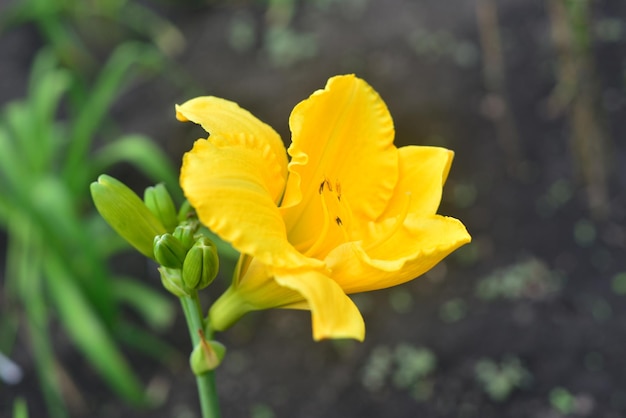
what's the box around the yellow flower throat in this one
[302,176,354,259]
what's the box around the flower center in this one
[303,176,354,259]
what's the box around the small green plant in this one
[439,298,468,323]
[611,272,626,294]
[362,343,437,401]
[474,356,531,402]
[388,288,414,314]
[227,0,319,67]
[0,46,180,418]
[549,387,575,415]
[475,258,562,301]
[251,403,276,418]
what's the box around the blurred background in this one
[1,0,625,417]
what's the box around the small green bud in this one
[153,234,187,269]
[144,183,178,232]
[182,237,219,291]
[177,199,194,223]
[158,266,188,297]
[190,339,226,375]
[173,223,198,251]
[90,175,166,258]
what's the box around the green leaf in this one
[116,1,185,56]
[28,177,117,323]
[45,255,146,405]
[7,216,69,418]
[12,397,29,418]
[0,126,26,193]
[92,134,181,202]
[28,50,71,169]
[84,213,130,257]
[3,102,36,171]
[114,321,181,367]
[112,277,174,330]
[64,42,163,188]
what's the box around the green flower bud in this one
[90,175,166,259]
[144,183,178,232]
[153,234,187,269]
[190,339,226,375]
[177,199,194,223]
[182,237,219,291]
[158,266,188,297]
[173,223,198,251]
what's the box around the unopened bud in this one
[90,175,166,259]
[190,339,226,375]
[153,234,187,269]
[173,223,197,251]
[182,237,219,291]
[158,266,187,297]
[144,183,178,232]
[177,199,194,223]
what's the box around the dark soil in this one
[2,0,626,417]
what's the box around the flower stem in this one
[180,294,221,418]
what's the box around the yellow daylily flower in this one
[178,74,471,341]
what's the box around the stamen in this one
[336,181,342,201]
[303,177,355,258]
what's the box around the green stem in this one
[180,294,221,418]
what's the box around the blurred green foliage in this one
[362,343,437,401]
[11,398,28,418]
[0,0,185,76]
[475,258,562,301]
[474,356,531,402]
[0,42,180,418]
[549,387,575,415]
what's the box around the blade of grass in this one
[32,0,94,73]
[28,51,71,171]
[84,213,130,257]
[29,177,117,324]
[12,397,29,418]
[112,276,174,331]
[0,126,27,193]
[8,215,69,418]
[91,134,181,202]
[63,42,163,191]
[3,103,36,172]
[117,1,185,56]
[114,321,182,367]
[45,254,146,405]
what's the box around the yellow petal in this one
[281,75,398,252]
[176,96,288,181]
[327,214,471,294]
[180,133,320,269]
[275,270,365,341]
[380,146,454,219]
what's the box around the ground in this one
[1,0,626,417]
